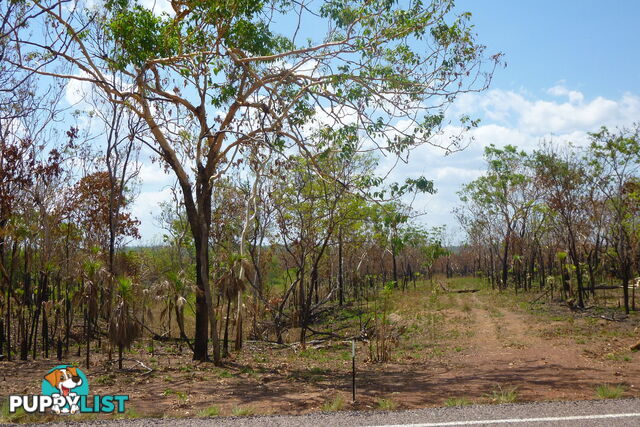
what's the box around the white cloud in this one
[131,187,174,244]
[547,84,584,104]
[137,162,173,186]
[381,87,640,241]
[65,75,90,108]
[521,96,619,134]
[139,0,173,15]
[432,166,484,181]
[452,87,640,136]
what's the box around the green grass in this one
[444,397,473,407]
[485,305,504,318]
[486,385,518,404]
[595,384,626,399]
[308,367,329,375]
[231,406,254,416]
[605,352,632,362]
[162,388,188,400]
[114,408,142,420]
[95,373,116,385]
[253,354,269,363]
[198,405,221,417]
[298,348,333,362]
[217,369,234,378]
[0,400,29,423]
[322,395,346,411]
[377,398,398,410]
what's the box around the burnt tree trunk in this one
[338,228,344,306]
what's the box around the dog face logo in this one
[44,367,82,396]
[42,365,89,414]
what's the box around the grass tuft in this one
[444,397,473,407]
[198,405,221,417]
[322,395,346,411]
[231,406,254,416]
[376,398,397,410]
[595,384,626,399]
[486,385,518,404]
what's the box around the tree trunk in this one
[193,233,211,361]
[234,306,243,352]
[298,272,306,348]
[5,276,11,361]
[569,246,584,308]
[0,319,4,359]
[338,228,344,306]
[223,296,231,357]
[85,305,90,368]
[42,310,48,359]
[118,344,123,369]
[392,250,398,287]
[184,173,221,364]
[622,273,630,315]
[501,233,510,290]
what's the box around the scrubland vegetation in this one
[0,0,639,422]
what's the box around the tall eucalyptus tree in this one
[4,0,498,362]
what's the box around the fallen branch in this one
[306,326,349,340]
[530,288,552,304]
[244,340,299,349]
[152,334,193,346]
[582,313,628,322]
[106,358,153,375]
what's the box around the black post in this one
[351,340,356,402]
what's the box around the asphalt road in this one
[29,398,640,426]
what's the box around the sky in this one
[65,0,640,245]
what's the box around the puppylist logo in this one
[8,364,129,415]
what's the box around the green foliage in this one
[116,276,134,301]
[459,144,530,213]
[108,5,179,69]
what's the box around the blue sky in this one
[75,0,639,244]
[458,0,640,99]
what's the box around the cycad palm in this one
[109,276,140,369]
